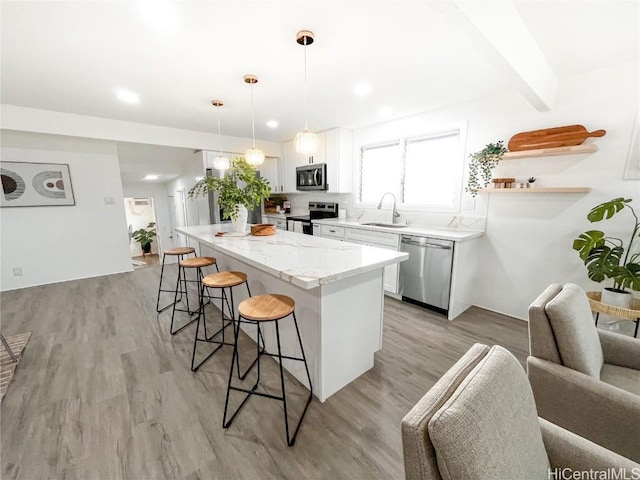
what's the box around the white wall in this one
[122,183,172,256]
[352,60,639,320]
[1,131,132,291]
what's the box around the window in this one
[358,129,463,211]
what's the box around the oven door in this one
[296,164,327,191]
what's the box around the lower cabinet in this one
[320,224,345,241]
[263,215,286,230]
[344,228,400,294]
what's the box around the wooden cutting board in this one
[508,125,606,151]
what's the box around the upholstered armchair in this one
[528,283,640,463]
[401,344,637,480]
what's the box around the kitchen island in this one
[175,225,408,402]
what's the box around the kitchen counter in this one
[175,224,407,289]
[175,224,407,402]
[311,218,483,242]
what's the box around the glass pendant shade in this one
[245,148,265,166]
[295,130,318,155]
[213,155,230,170]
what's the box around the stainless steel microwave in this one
[296,163,327,191]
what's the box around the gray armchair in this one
[528,283,640,462]
[401,344,637,480]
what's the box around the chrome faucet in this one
[377,192,401,224]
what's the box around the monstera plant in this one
[572,197,640,293]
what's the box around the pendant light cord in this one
[303,35,309,131]
[216,107,223,157]
[250,81,256,148]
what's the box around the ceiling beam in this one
[429,0,557,111]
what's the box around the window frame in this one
[354,123,467,213]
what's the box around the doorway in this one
[124,197,161,269]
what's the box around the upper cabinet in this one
[259,156,282,194]
[281,128,353,193]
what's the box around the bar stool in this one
[223,294,312,446]
[156,246,196,313]
[169,256,218,335]
[191,271,250,371]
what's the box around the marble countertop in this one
[311,219,483,242]
[175,225,408,290]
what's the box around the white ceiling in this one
[2,1,638,181]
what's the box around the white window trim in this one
[354,122,467,213]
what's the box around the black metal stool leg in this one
[157,253,187,313]
[635,319,639,338]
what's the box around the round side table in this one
[586,291,640,338]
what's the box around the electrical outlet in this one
[12,267,22,277]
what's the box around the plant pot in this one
[601,287,632,309]
[231,204,248,232]
[141,242,151,254]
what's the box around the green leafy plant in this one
[188,157,271,220]
[132,222,157,251]
[465,141,508,197]
[573,198,640,291]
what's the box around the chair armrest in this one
[528,356,640,463]
[540,418,639,470]
[599,329,640,370]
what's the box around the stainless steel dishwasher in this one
[399,235,454,313]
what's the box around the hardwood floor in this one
[0,267,528,479]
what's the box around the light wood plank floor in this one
[1,267,528,479]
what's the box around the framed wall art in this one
[0,162,76,207]
[624,113,640,180]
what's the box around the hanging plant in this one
[465,141,508,197]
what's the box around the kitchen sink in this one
[360,222,407,228]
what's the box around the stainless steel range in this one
[286,202,338,235]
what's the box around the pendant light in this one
[294,30,318,155]
[244,74,265,166]
[211,100,230,170]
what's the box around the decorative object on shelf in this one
[243,74,264,166]
[188,157,271,232]
[132,222,157,255]
[294,30,318,155]
[573,197,640,309]
[491,177,515,189]
[527,177,536,188]
[211,100,230,171]
[516,183,524,189]
[507,125,606,152]
[466,141,508,197]
[1,161,75,207]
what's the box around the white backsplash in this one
[273,192,486,232]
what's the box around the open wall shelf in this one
[480,187,591,194]
[503,144,597,159]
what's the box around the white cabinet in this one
[263,215,286,230]
[259,156,282,194]
[321,224,345,240]
[325,128,353,193]
[344,227,400,293]
[282,141,299,193]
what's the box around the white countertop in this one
[176,224,408,290]
[311,219,483,242]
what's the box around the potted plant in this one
[132,222,157,256]
[465,141,508,197]
[573,197,640,307]
[188,157,271,232]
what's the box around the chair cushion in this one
[600,363,640,396]
[401,343,491,480]
[545,283,604,378]
[428,346,550,480]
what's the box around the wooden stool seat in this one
[180,256,216,268]
[203,271,247,289]
[165,246,196,256]
[238,294,295,321]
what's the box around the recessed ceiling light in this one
[379,106,393,117]
[144,174,158,180]
[116,89,139,104]
[266,120,279,128]
[354,82,373,97]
